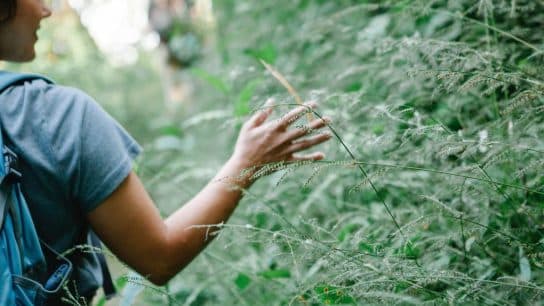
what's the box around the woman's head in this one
[0,0,52,62]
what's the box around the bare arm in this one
[87,102,331,285]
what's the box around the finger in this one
[276,101,316,130]
[248,98,275,127]
[288,152,325,162]
[283,133,331,155]
[284,116,331,141]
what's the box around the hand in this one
[230,99,332,176]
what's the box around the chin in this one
[14,51,36,63]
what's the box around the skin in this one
[0,0,332,286]
[0,0,51,62]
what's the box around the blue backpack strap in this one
[0,71,49,233]
[0,71,116,300]
[0,71,51,233]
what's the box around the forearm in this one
[160,157,253,280]
[89,102,329,286]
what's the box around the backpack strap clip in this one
[3,146,22,181]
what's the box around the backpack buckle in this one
[3,146,22,181]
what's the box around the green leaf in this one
[255,212,268,228]
[394,281,411,292]
[358,241,382,256]
[403,240,421,259]
[244,43,278,64]
[315,285,355,304]
[235,79,261,117]
[358,242,374,253]
[190,68,230,94]
[258,269,291,279]
[159,125,183,137]
[344,82,362,92]
[94,297,106,306]
[234,273,252,290]
[337,224,358,242]
[372,123,385,135]
[115,275,128,290]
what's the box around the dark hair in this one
[0,0,17,23]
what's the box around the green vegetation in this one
[7,0,544,305]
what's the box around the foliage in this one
[7,0,544,305]
[147,0,543,305]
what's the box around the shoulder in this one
[0,78,116,171]
[0,77,91,101]
[0,78,97,121]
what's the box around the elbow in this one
[143,259,178,286]
[142,254,179,286]
[148,273,172,287]
[142,239,191,286]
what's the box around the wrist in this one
[221,155,257,188]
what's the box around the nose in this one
[42,5,52,18]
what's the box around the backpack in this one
[0,72,116,305]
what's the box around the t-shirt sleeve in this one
[41,84,142,213]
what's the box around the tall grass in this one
[21,1,541,305]
[127,0,544,305]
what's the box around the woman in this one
[0,0,332,303]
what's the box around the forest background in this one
[2,0,544,305]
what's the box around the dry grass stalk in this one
[260,60,314,122]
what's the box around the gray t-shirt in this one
[0,78,142,296]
